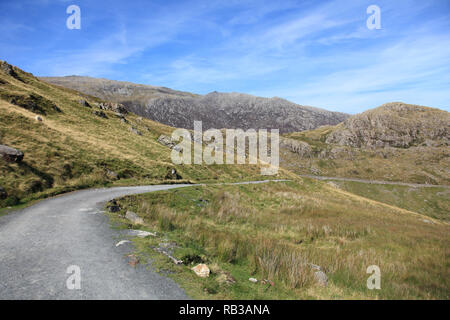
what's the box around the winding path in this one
[0,181,284,300]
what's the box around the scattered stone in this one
[314,271,328,287]
[78,99,91,107]
[128,230,156,238]
[0,186,7,200]
[261,279,275,286]
[127,254,139,267]
[422,219,434,224]
[157,135,176,149]
[249,278,258,283]
[106,169,119,180]
[99,102,128,114]
[93,110,108,119]
[165,167,182,180]
[125,211,144,225]
[191,264,210,278]
[35,115,43,122]
[129,127,142,136]
[154,245,183,265]
[0,144,24,163]
[115,240,131,247]
[0,60,17,77]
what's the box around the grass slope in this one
[109,179,449,300]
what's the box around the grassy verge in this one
[108,180,449,299]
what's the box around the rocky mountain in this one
[40,76,349,133]
[325,102,449,148]
[280,102,450,185]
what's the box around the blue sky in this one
[0,0,449,113]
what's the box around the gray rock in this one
[125,211,144,225]
[78,99,91,107]
[0,60,17,77]
[157,135,175,148]
[326,102,450,148]
[0,144,24,163]
[281,138,312,157]
[106,169,119,180]
[129,127,142,136]
[127,230,156,238]
[314,271,328,287]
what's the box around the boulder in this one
[78,99,91,107]
[0,144,24,163]
[127,230,156,238]
[157,135,182,151]
[314,271,328,287]
[106,169,119,180]
[129,127,142,136]
[0,186,7,200]
[0,61,17,77]
[125,211,144,225]
[191,264,210,278]
[99,102,128,114]
[280,138,312,158]
[165,168,182,180]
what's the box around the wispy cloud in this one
[1,0,449,112]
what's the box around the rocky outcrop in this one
[191,264,210,277]
[0,145,24,163]
[280,138,312,157]
[326,103,450,148]
[129,127,142,136]
[78,99,91,108]
[98,102,128,114]
[93,110,107,119]
[125,211,144,225]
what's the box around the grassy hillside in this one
[108,179,449,299]
[0,61,285,209]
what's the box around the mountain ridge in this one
[40,76,349,133]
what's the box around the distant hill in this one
[325,102,449,148]
[40,76,349,133]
